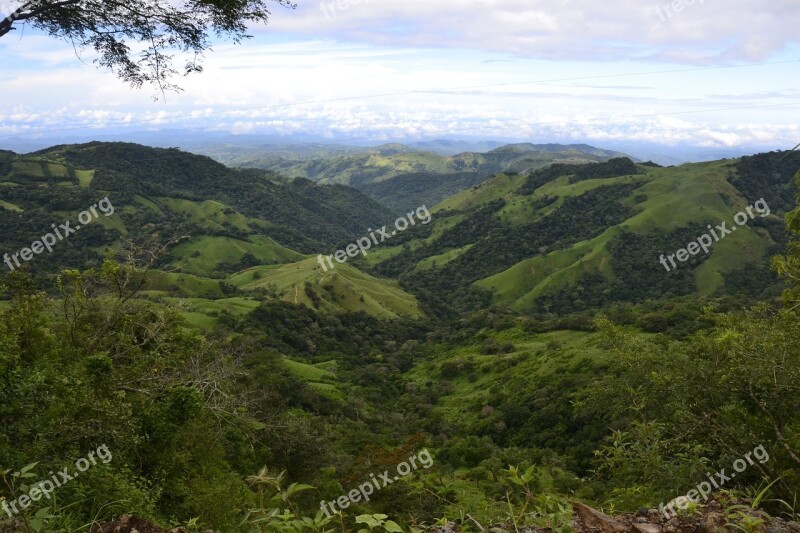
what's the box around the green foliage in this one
[525,494,574,533]
[519,157,640,195]
[378,181,643,314]
[592,421,710,510]
[725,507,767,533]
[583,309,800,510]
[3,143,800,533]
[356,514,403,533]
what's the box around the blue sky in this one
[0,0,798,154]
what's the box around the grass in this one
[150,296,262,330]
[405,325,607,429]
[153,197,256,233]
[408,157,778,309]
[169,235,304,277]
[75,169,95,188]
[228,258,423,319]
[283,358,336,382]
[146,271,229,298]
[11,161,47,177]
[436,173,525,212]
[283,358,344,401]
[46,163,70,178]
[477,232,616,310]
[0,200,22,213]
[415,244,474,271]
[10,161,72,181]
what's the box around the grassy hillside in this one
[2,142,800,533]
[27,142,394,252]
[228,257,422,319]
[370,152,798,314]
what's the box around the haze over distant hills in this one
[200,141,636,212]
[1,131,776,167]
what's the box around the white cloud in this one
[0,1,798,152]
[266,0,800,64]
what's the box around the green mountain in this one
[0,142,421,323]
[368,152,798,315]
[5,143,795,322]
[204,142,635,213]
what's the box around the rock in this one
[700,511,727,533]
[663,517,681,533]
[707,501,722,512]
[573,502,631,533]
[632,524,662,533]
[766,517,793,533]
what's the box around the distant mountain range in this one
[2,141,797,324]
[201,141,635,212]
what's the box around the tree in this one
[773,158,800,309]
[0,0,295,97]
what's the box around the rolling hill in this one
[202,142,635,213]
[368,151,799,315]
[3,140,800,533]
[0,142,422,323]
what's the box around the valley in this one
[0,141,798,532]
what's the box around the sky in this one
[0,0,799,157]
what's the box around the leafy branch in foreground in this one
[0,0,295,97]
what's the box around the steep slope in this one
[228,258,422,319]
[369,152,799,314]
[0,142,421,322]
[30,142,393,252]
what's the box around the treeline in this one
[518,157,640,195]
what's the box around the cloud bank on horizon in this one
[0,0,798,151]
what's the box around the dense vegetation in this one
[33,143,394,253]
[518,157,640,195]
[0,143,798,533]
